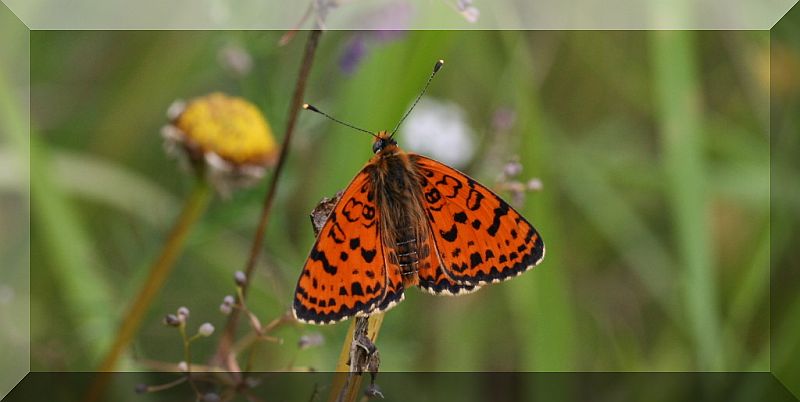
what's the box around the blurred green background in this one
[6,21,799,397]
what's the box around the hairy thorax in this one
[366,145,434,288]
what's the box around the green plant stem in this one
[502,31,578,374]
[651,30,723,371]
[180,323,202,397]
[98,178,212,372]
[327,315,385,402]
[214,29,322,368]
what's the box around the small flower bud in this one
[460,5,480,23]
[234,271,247,286]
[218,44,253,77]
[177,361,188,372]
[220,295,235,315]
[202,393,221,402]
[198,322,215,337]
[298,332,325,350]
[526,178,543,191]
[164,314,181,327]
[492,107,516,131]
[166,100,186,121]
[503,160,523,178]
[177,306,190,320]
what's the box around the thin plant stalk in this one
[327,314,385,402]
[651,30,723,371]
[86,178,212,401]
[214,29,323,367]
[98,178,212,372]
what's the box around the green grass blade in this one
[651,30,723,371]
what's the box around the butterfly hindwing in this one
[371,243,406,313]
[411,154,545,287]
[292,170,388,324]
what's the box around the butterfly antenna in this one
[303,103,379,139]
[391,59,445,137]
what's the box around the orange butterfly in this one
[292,60,545,324]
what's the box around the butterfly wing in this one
[371,241,406,313]
[411,218,481,296]
[411,154,545,287]
[292,170,389,324]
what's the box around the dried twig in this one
[213,29,323,368]
[328,315,385,402]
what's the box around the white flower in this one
[218,44,253,77]
[400,97,476,169]
[198,323,215,337]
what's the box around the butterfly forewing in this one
[292,170,389,324]
[411,154,545,286]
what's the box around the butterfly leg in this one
[348,317,380,373]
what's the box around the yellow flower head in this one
[162,93,277,195]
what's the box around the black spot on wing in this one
[450,262,468,273]
[361,248,377,263]
[440,224,458,242]
[362,205,375,220]
[436,174,463,198]
[349,238,360,250]
[351,282,364,296]
[469,252,483,269]
[310,249,337,275]
[328,222,346,244]
[466,189,485,211]
[425,187,442,204]
[487,202,510,237]
[454,211,468,223]
[341,198,363,223]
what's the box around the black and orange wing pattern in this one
[292,170,390,324]
[411,154,545,287]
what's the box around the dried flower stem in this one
[179,320,203,398]
[327,314,385,402]
[100,179,211,370]
[87,179,212,400]
[214,29,323,368]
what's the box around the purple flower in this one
[338,1,413,74]
[373,30,407,42]
[340,35,368,75]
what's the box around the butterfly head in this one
[372,130,398,154]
